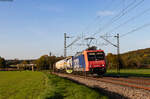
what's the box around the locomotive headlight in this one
[102,65,105,66]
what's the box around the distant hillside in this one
[107,48,150,69]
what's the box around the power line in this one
[67,0,117,49]
[107,6,150,34]
[99,22,150,47]
[90,0,146,54]
[82,0,115,34]
[93,0,144,37]
[65,0,145,53]
[97,22,150,48]
[93,0,137,35]
[94,0,146,47]
[120,22,150,37]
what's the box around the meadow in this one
[43,73,109,99]
[0,71,108,99]
[0,71,48,99]
[106,69,150,77]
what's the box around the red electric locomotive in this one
[72,49,106,75]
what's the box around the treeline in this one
[36,55,64,70]
[0,57,6,68]
[1,47,150,70]
[107,48,150,69]
[0,55,64,71]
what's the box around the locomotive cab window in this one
[88,52,96,61]
[96,52,104,60]
[88,52,104,61]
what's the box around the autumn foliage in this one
[106,48,150,69]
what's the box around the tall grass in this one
[41,73,108,99]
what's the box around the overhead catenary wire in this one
[89,0,145,47]
[79,0,121,48]
[84,0,124,38]
[68,0,125,49]
[99,22,150,48]
[82,0,115,35]
[94,0,148,52]
[92,0,137,36]
[93,0,144,37]
[120,22,150,37]
[67,0,117,50]
[65,0,147,56]
[107,6,150,34]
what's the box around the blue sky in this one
[0,0,150,59]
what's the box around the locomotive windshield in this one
[88,52,104,61]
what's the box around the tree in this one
[49,56,56,70]
[36,55,65,71]
[118,56,125,69]
[22,60,28,64]
[106,53,118,69]
[0,57,6,68]
[36,55,50,70]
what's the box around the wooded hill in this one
[107,48,150,69]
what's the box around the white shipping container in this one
[55,59,66,70]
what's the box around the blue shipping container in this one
[72,54,85,71]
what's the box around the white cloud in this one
[97,10,115,16]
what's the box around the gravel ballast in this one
[54,73,150,99]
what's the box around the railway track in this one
[53,72,150,91]
[83,75,150,91]
[90,77,150,91]
[102,77,150,86]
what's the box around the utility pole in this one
[101,33,120,74]
[64,33,71,58]
[49,52,52,56]
[115,34,120,74]
[64,33,67,57]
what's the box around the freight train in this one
[55,49,106,75]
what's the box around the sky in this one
[0,0,150,59]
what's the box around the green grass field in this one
[0,71,48,99]
[43,73,108,99]
[0,71,108,99]
[1,69,150,99]
[106,69,150,77]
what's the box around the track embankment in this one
[53,72,150,99]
